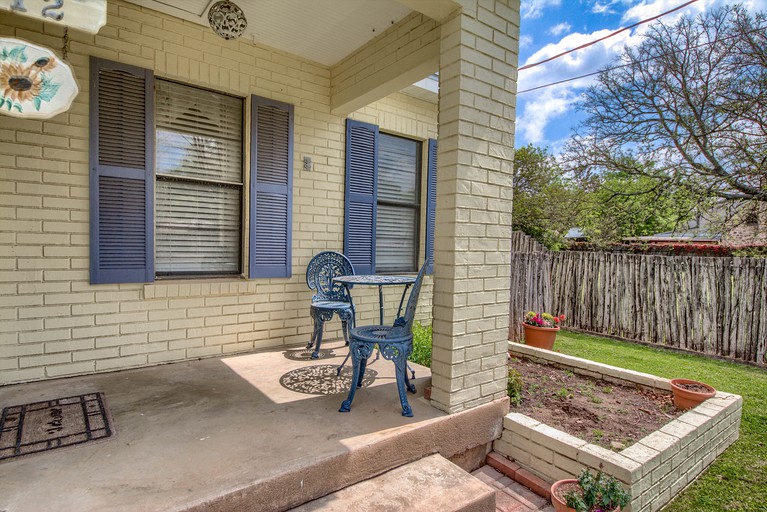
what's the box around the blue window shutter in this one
[89,57,154,284]
[249,96,294,278]
[425,139,437,274]
[344,119,378,275]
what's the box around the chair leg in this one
[393,355,413,417]
[309,309,328,359]
[404,366,416,394]
[307,317,318,349]
[311,322,324,359]
[335,311,354,375]
[339,311,352,347]
[340,341,374,413]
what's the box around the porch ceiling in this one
[125,0,414,66]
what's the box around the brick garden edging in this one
[493,342,743,512]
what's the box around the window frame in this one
[375,131,422,274]
[153,77,246,279]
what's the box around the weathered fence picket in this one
[509,232,767,364]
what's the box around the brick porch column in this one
[430,0,520,413]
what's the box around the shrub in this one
[567,242,767,258]
[409,322,432,368]
[508,367,523,406]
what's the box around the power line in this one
[518,0,700,72]
[519,69,605,94]
[518,23,767,95]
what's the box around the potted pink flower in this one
[522,311,565,350]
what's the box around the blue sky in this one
[515,0,767,151]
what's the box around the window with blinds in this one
[155,80,244,276]
[376,133,421,273]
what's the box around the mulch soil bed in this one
[509,356,683,451]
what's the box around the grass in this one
[555,330,767,512]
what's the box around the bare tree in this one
[567,5,767,211]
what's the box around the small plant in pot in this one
[522,311,565,350]
[551,469,631,512]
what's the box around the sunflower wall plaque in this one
[0,37,78,119]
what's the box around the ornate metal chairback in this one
[388,261,428,339]
[306,251,354,302]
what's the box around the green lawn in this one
[554,331,767,512]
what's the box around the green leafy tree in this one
[575,164,706,244]
[513,145,578,249]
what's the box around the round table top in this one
[333,274,416,286]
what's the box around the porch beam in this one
[329,13,440,116]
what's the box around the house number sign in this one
[1,0,107,34]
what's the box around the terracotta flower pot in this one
[670,378,716,410]
[522,322,560,350]
[551,479,579,512]
[550,479,621,512]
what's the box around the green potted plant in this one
[551,469,631,512]
[522,311,565,350]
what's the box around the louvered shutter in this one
[249,96,293,278]
[89,58,154,284]
[343,119,378,275]
[425,138,437,274]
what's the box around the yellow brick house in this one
[0,0,521,416]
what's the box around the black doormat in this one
[0,392,114,462]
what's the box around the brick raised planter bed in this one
[494,342,743,512]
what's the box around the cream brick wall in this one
[430,1,520,413]
[0,1,438,385]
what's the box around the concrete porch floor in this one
[0,339,509,512]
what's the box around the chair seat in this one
[351,325,411,344]
[311,300,353,311]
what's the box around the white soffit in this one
[151,0,210,17]
[125,0,413,67]
[401,74,438,103]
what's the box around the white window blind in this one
[376,133,420,273]
[155,80,243,275]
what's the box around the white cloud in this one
[519,34,534,49]
[517,88,576,145]
[621,0,706,24]
[591,0,634,16]
[622,0,767,24]
[592,2,617,15]
[519,28,641,90]
[522,0,562,19]
[548,22,572,36]
[516,28,643,146]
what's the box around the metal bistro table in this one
[333,274,416,325]
[332,274,417,374]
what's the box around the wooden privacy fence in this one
[509,232,767,364]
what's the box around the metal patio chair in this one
[306,251,355,359]
[339,260,428,417]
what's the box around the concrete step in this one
[290,454,496,512]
